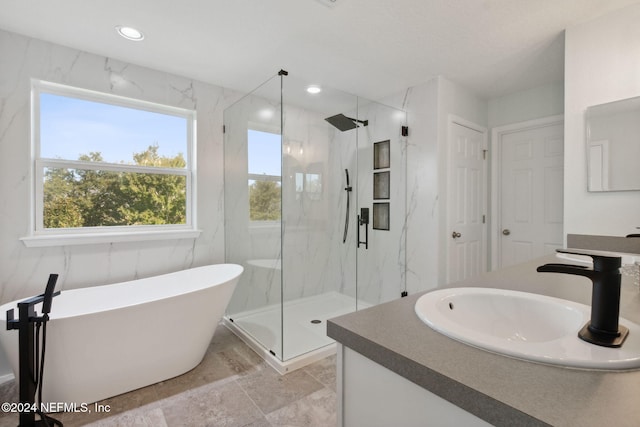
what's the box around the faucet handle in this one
[557,248,621,272]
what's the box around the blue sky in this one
[247,129,281,176]
[40,93,282,175]
[40,93,187,164]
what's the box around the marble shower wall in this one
[354,101,408,305]
[281,104,350,303]
[0,29,241,305]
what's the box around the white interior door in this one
[498,122,564,268]
[447,120,487,284]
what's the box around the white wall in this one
[564,3,640,237]
[488,81,564,128]
[0,30,241,376]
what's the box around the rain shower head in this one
[325,114,368,131]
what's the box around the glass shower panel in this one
[224,70,407,367]
[355,101,407,307]
[280,76,359,361]
[224,74,284,359]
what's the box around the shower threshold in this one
[223,291,369,374]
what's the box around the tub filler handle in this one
[6,274,63,427]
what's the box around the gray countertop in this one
[327,255,640,427]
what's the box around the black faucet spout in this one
[536,263,590,275]
[537,249,628,348]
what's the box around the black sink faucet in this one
[537,248,629,348]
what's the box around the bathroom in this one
[1,0,640,425]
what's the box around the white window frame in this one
[21,80,200,247]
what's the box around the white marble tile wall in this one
[0,29,241,306]
[401,82,441,296]
[324,122,359,302]
[353,101,408,305]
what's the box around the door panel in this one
[499,123,563,268]
[447,122,486,284]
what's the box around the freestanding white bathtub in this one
[0,263,243,405]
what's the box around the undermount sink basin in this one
[415,288,640,370]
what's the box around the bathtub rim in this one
[0,263,243,321]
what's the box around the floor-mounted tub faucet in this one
[537,249,629,348]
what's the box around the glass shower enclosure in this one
[223,70,407,373]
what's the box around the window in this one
[247,129,281,222]
[25,80,197,246]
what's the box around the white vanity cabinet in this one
[336,344,492,427]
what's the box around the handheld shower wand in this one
[343,169,352,243]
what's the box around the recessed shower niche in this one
[223,70,407,373]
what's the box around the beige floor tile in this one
[161,381,266,427]
[85,407,168,427]
[303,355,337,391]
[236,367,325,414]
[265,388,337,427]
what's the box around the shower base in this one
[223,291,369,374]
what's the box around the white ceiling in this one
[1,0,639,101]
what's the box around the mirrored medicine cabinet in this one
[586,95,640,192]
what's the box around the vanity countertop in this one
[327,255,640,427]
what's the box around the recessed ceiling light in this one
[115,25,145,41]
[307,85,322,94]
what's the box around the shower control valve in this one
[359,207,369,225]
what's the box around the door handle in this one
[452,231,462,239]
[358,208,369,249]
[502,229,511,236]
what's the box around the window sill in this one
[20,229,202,248]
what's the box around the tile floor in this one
[0,325,337,427]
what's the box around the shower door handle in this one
[357,208,369,249]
